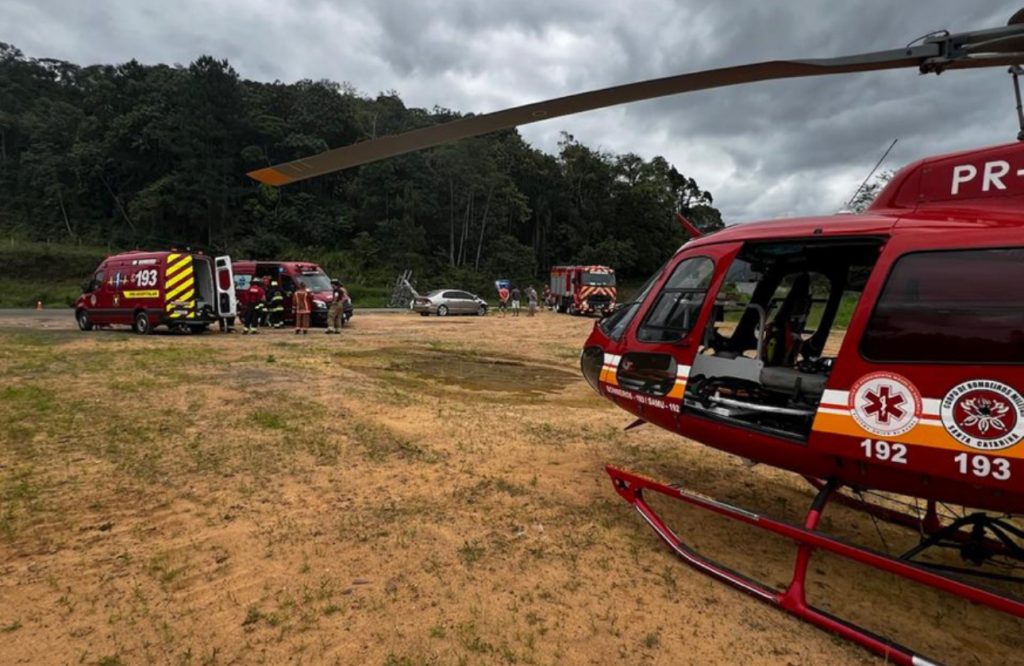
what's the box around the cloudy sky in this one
[3,1,1022,222]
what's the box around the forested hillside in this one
[0,43,723,292]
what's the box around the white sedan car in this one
[412,289,488,316]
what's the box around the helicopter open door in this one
[679,238,885,441]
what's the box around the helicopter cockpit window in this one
[636,257,715,343]
[599,261,666,341]
[862,248,1024,364]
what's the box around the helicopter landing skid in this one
[804,476,1024,576]
[606,465,1024,666]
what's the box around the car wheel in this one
[76,309,93,331]
[476,305,487,316]
[437,304,449,317]
[133,311,152,335]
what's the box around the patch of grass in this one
[0,384,56,412]
[643,631,660,649]
[0,620,22,632]
[351,420,439,463]
[242,605,263,628]
[252,410,286,430]
[457,540,486,566]
[146,551,190,589]
[456,620,496,655]
[0,467,44,540]
[383,654,416,666]
[94,656,127,666]
[455,477,529,501]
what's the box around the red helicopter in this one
[250,10,1024,664]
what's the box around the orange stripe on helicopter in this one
[812,411,1024,459]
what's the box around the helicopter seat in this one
[764,273,812,367]
[758,366,828,402]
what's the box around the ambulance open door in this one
[215,256,237,318]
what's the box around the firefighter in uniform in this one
[293,282,312,334]
[243,278,266,334]
[326,279,348,334]
[266,279,285,328]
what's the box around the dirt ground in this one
[1,311,1021,665]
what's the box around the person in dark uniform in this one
[243,278,266,334]
[266,278,285,328]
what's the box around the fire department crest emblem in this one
[849,372,922,437]
[941,380,1024,451]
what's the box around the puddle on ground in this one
[348,347,579,395]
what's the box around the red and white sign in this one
[941,380,1024,451]
[849,372,922,437]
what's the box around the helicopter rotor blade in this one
[249,17,1024,186]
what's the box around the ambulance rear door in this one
[215,256,236,318]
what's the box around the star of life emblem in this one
[849,372,922,437]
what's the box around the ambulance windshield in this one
[583,272,615,286]
[300,273,332,292]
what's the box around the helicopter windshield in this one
[599,262,665,340]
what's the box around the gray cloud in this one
[2,0,1021,221]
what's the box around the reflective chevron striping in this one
[166,278,195,301]
[165,255,192,277]
[164,253,196,319]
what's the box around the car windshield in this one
[583,272,615,286]
[299,272,332,291]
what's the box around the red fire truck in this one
[549,265,616,315]
[75,250,236,333]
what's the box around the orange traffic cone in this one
[36,301,43,311]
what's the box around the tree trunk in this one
[474,184,494,270]
[458,193,472,267]
[99,172,137,233]
[55,185,75,241]
[448,178,455,266]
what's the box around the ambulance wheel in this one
[133,311,153,335]
[476,305,487,316]
[437,305,449,317]
[76,309,93,331]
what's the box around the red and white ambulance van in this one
[74,251,236,333]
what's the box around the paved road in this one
[0,307,407,329]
